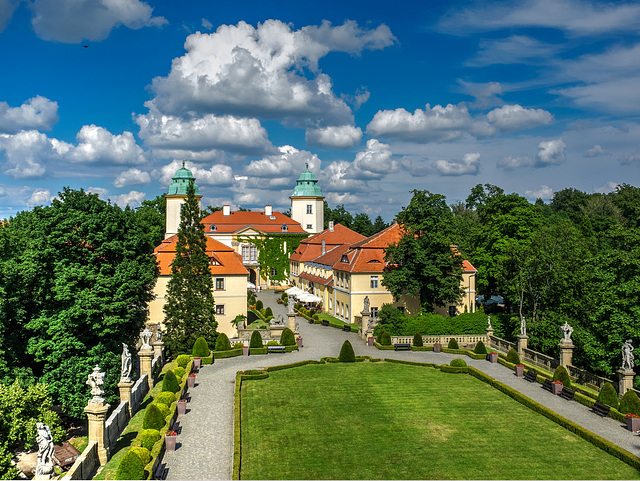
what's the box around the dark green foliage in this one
[176,354,190,369]
[249,330,263,348]
[447,338,459,349]
[450,358,467,367]
[280,328,296,346]
[381,331,392,346]
[215,333,232,351]
[339,340,356,362]
[192,337,210,357]
[115,448,145,480]
[294,302,301,311]
[256,300,263,311]
[313,314,319,321]
[161,370,180,394]
[142,404,165,431]
[552,366,572,388]
[173,367,186,381]
[474,340,487,354]
[154,392,175,406]
[506,349,520,364]
[163,180,217,357]
[265,307,273,318]
[597,382,619,410]
[619,390,640,416]
[139,429,161,451]
[413,332,423,347]
[376,329,387,344]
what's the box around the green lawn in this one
[239,362,639,480]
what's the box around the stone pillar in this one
[618,369,635,396]
[139,347,154,392]
[516,335,528,358]
[85,401,110,465]
[152,340,164,366]
[361,311,371,341]
[486,327,494,348]
[118,381,134,417]
[288,312,296,332]
[558,341,574,369]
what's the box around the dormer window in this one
[341,255,349,263]
[210,257,220,266]
[281,224,288,232]
[210,224,216,231]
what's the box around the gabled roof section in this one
[290,224,365,262]
[201,210,306,234]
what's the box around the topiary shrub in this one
[192,337,210,357]
[153,402,170,419]
[552,365,572,388]
[233,342,243,349]
[173,366,186,381]
[474,340,487,354]
[155,392,176,406]
[376,329,386,344]
[294,302,301,311]
[215,333,232,351]
[115,448,145,480]
[161,370,180,394]
[256,300,263,310]
[450,358,467,367]
[280,328,296,346]
[381,331,392,346]
[339,340,356,362]
[447,338,459,349]
[139,429,161,451]
[598,382,619,410]
[142,404,165,431]
[413,332,423,347]
[506,348,520,364]
[129,447,151,466]
[176,354,190,369]
[619,390,640,416]
[249,330,263,348]
[313,314,319,321]
[265,307,273,318]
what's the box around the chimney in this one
[265,205,272,216]
[223,204,231,216]
[329,221,334,232]
[321,240,326,255]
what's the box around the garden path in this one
[163,291,640,479]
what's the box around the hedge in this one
[249,347,268,355]
[411,346,434,351]
[374,341,395,350]
[265,360,324,372]
[212,348,243,359]
[192,337,211,357]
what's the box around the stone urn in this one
[165,431,177,452]
[296,337,303,349]
[187,373,196,388]
[488,352,499,363]
[433,343,442,353]
[193,358,201,370]
[552,381,563,395]
[177,399,187,415]
[243,345,250,356]
[515,365,524,377]
[626,416,640,432]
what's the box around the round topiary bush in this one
[192,337,210,358]
[115,448,145,480]
[267,340,279,346]
[313,314,319,321]
[176,354,190,369]
[598,382,620,410]
[381,331,392,346]
[173,366,186,381]
[249,330,263,348]
[161,370,180,394]
[413,332,423,347]
[255,300,263,310]
[376,329,386,344]
[142,404,165,431]
[280,328,296,346]
[339,340,356,362]
[265,307,273,318]
[152,402,170,419]
[619,390,640,416]
[474,340,487,355]
[450,358,467,367]
[130,447,151,466]
[215,333,232,351]
[139,429,161,451]
[506,348,521,364]
[447,338,459,349]
[552,365,572,388]
[155,391,176,406]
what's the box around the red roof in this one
[290,224,365,262]
[299,271,334,286]
[201,210,306,234]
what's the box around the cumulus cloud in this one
[27,189,53,206]
[536,138,566,166]
[87,186,110,199]
[0,96,59,133]
[305,125,362,149]
[160,160,234,187]
[350,139,396,179]
[585,144,608,157]
[245,145,320,178]
[67,125,147,164]
[0,0,19,32]
[29,0,167,43]
[458,80,503,109]
[0,130,71,178]
[111,190,146,207]
[485,104,553,132]
[496,155,534,170]
[525,185,553,200]
[114,168,151,188]
[594,181,619,194]
[434,152,480,176]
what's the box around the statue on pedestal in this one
[622,339,635,371]
[559,321,574,343]
[140,327,153,349]
[87,364,106,403]
[155,322,162,342]
[487,316,492,330]
[363,296,370,314]
[120,343,132,383]
[35,422,54,478]
[520,316,527,337]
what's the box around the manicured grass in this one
[239,362,639,480]
[316,312,346,324]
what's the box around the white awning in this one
[285,286,302,295]
[247,281,256,289]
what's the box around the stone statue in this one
[155,322,163,342]
[120,343,132,382]
[487,316,492,330]
[288,301,294,314]
[295,323,300,332]
[86,364,106,403]
[520,316,527,337]
[35,422,55,478]
[140,327,153,349]
[560,321,574,343]
[622,339,635,371]
[363,296,370,314]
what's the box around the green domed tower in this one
[165,161,202,238]
[290,163,324,233]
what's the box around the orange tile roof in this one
[290,224,365,262]
[299,271,334,286]
[154,235,249,276]
[201,210,307,234]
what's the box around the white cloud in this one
[458,80,503,109]
[434,152,480,176]
[305,125,362,149]
[0,0,19,32]
[469,36,563,67]
[536,138,566,166]
[111,191,146,207]
[201,18,213,30]
[594,181,619,194]
[350,139,396,179]
[619,152,640,165]
[584,145,608,157]
[160,160,234,187]
[320,160,368,193]
[68,125,147,164]
[525,185,553,200]
[0,130,71,178]
[27,189,53,206]
[485,104,553,132]
[245,145,320,178]
[0,96,59,133]
[114,168,151,188]
[29,0,167,43]
[87,186,110,199]
[496,155,534,170]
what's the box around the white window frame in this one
[215,277,225,290]
[370,276,379,289]
[215,304,225,315]
[306,204,313,214]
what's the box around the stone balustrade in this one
[391,334,488,346]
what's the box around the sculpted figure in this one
[140,327,153,349]
[120,343,132,382]
[363,296,370,314]
[155,322,163,342]
[560,321,574,343]
[520,316,527,337]
[35,423,55,478]
[86,364,106,402]
[622,339,635,371]
[487,316,492,330]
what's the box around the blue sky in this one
[1,0,639,221]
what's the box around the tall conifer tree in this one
[164,180,217,355]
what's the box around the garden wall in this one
[105,402,130,451]
[61,441,99,480]
[131,374,149,413]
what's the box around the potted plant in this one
[177,399,187,415]
[242,344,250,356]
[552,380,563,395]
[187,372,196,388]
[193,357,201,370]
[367,336,375,347]
[296,337,303,349]
[488,351,498,363]
[165,430,177,451]
[627,413,640,432]
[433,342,442,353]
[515,364,524,377]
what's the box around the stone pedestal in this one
[486,327,493,349]
[85,401,110,465]
[270,325,285,340]
[139,347,154,392]
[152,340,164,366]
[618,369,635,396]
[361,311,371,341]
[117,380,134,417]
[287,312,296,332]
[516,335,528,358]
[558,341,574,369]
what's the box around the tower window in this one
[281,224,288,231]
[306,224,312,229]
[370,276,379,289]
[210,224,216,231]
[306,204,313,214]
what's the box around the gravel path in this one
[163,291,640,479]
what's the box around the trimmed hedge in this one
[176,354,190,369]
[192,337,210,357]
[265,360,325,372]
[153,402,170,419]
[374,341,395,350]
[154,392,176,406]
[142,404,165,431]
[339,340,356,362]
[597,382,620,410]
[249,330,263,348]
[139,429,161,451]
[619,390,640,416]
[447,338,459,349]
[450,358,467,367]
[552,366,572,388]
[506,348,520,364]
[115,449,145,480]
[381,331,392,346]
[474,340,487,355]
[173,366,186,381]
[440,365,470,373]
[413,332,423,347]
[215,333,232,351]
[280,328,296,346]
[212,348,243,359]
[411,346,434,351]
[249,347,268,355]
[200,355,214,365]
[161,370,180,394]
[130,447,151,466]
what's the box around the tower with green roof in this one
[290,163,324,234]
[165,161,202,239]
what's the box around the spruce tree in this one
[164,179,217,356]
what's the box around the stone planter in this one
[515,365,524,377]
[243,346,250,356]
[627,417,640,432]
[177,399,187,415]
[368,337,375,347]
[296,338,303,349]
[433,343,442,353]
[552,382,563,395]
[193,358,201,370]
[187,375,196,388]
[488,352,498,363]
[165,434,177,452]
